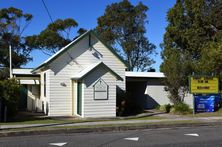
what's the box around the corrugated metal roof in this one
[125,71,165,78]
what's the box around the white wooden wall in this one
[45,34,126,117]
[83,66,117,118]
[145,78,193,108]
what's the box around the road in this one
[1,126,222,147]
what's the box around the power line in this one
[41,0,54,23]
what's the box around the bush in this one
[155,105,160,110]
[159,104,172,113]
[0,78,21,118]
[170,103,192,114]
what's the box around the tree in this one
[26,18,87,55]
[198,39,222,77]
[77,28,87,36]
[200,40,222,90]
[0,7,33,78]
[96,0,156,71]
[0,78,21,118]
[161,0,222,104]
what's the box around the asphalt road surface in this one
[1,126,222,147]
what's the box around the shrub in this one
[171,103,192,114]
[159,104,172,113]
[0,78,21,118]
[155,105,160,110]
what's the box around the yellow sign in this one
[190,76,219,94]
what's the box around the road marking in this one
[124,137,139,141]
[49,142,67,146]
[184,133,199,137]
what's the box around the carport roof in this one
[125,71,165,78]
[13,68,40,76]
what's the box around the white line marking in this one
[49,142,67,146]
[184,133,199,137]
[124,137,139,141]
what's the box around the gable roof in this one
[71,61,123,81]
[32,30,129,73]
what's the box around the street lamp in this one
[9,45,12,78]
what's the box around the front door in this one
[19,85,27,110]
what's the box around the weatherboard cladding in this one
[40,70,50,114]
[32,30,129,73]
[45,33,126,116]
[91,35,126,91]
[145,78,170,108]
[83,65,116,118]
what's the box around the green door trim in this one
[77,82,82,116]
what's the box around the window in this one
[44,73,46,97]
[93,79,108,100]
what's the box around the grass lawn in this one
[0,112,87,125]
[128,116,165,120]
[0,117,85,125]
[187,108,222,117]
[0,119,203,134]
[0,112,166,125]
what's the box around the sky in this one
[0,0,176,71]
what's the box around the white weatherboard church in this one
[13,30,128,118]
[13,30,194,118]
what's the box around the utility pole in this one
[9,45,12,78]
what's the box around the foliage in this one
[161,0,222,104]
[0,67,9,80]
[198,39,222,78]
[77,28,87,36]
[96,0,156,71]
[72,28,88,40]
[170,103,192,115]
[0,78,21,118]
[0,7,33,74]
[159,104,172,113]
[26,18,80,55]
[197,40,222,90]
[161,48,193,104]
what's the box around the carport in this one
[125,72,169,109]
[12,69,42,112]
